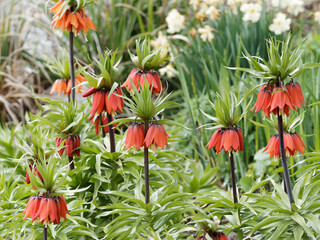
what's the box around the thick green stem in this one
[229,152,238,204]
[69,31,75,103]
[107,114,115,153]
[144,121,150,204]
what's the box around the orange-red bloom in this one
[121,68,162,94]
[50,1,97,35]
[144,124,169,149]
[285,82,305,109]
[206,127,243,153]
[269,86,295,117]
[88,88,124,119]
[23,195,69,225]
[263,133,306,158]
[252,84,274,117]
[50,74,86,96]
[56,134,80,157]
[125,123,145,150]
[90,114,117,135]
[26,165,43,185]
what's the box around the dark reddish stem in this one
[277,76,295,209]
[100,115,106,148]
[43,225,47,240]
[69,30,75,103]
[68,156,74,170]
[144,120,150,204]
[107,114,115,153]
[229,152,238,204]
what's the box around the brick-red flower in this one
[26,165,43,186]
[144,124,169,149]
[50,1,97,35]
[125,123,145,150]
[269,86,295,117]
[285,82,305,109]
[86,88,124,119]
[263,133,306,158]
[23,195,69,225]
[56,134,80,157]
[50,74,85,96]
[252,84,273,117]
[121,68,162,94]
[90,114,117,135]
[206,127,243,153]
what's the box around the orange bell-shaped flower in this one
[269,86,295,117]
[252,84,274,117]
[285,82,305,109]
[144,124,169,149]
[125,123,145,150]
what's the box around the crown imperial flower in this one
[144,123,169,149]
[125,123,145,150]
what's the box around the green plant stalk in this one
[69,31,75,103]
[107,114,115,153]
[144,120,150,204]
[229,152,238,204]
[43,225,47,240]
[69,156,74,170]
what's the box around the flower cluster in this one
[50,74,86,96]
[23,194,69,225]
[206,127,243,154]
[252,82,305,117]
[125,123,169,150]
[50,0,97,35]
[91,114,116,135]
[26,165,43,185]
[83,87,124,118]
[56,134,80,157]
[122,68,162,94]
[263,133,306,158]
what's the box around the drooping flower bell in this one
[90,114,117,135]
[23,194,69,225]
[122,39,168,94]
[26,165,43,185]
[285,82,305,109]
[86,87,124,119]
[125,123,145,150]
[50,0,97,36]
[122,68,162,94]
[144,123,169,149]
[206,127,243,154]
[263,133,306,158]
[269,86,296,117]
[56,134,80,157]
[251,84,274,117]
[51,74,86,96]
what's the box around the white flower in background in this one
[151,31,169,56]
[271,0,289,8]
[205,5,220,20]
[203,0,223,5]
[240,3,262,23]
[286,0,304,16]
[227,0,243,14]
[189,0,200,10]
[198,25,214,42]
[269,12,291,35]
[314,11,320,24]
[166,9,186,34]
[159,64,178,78]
